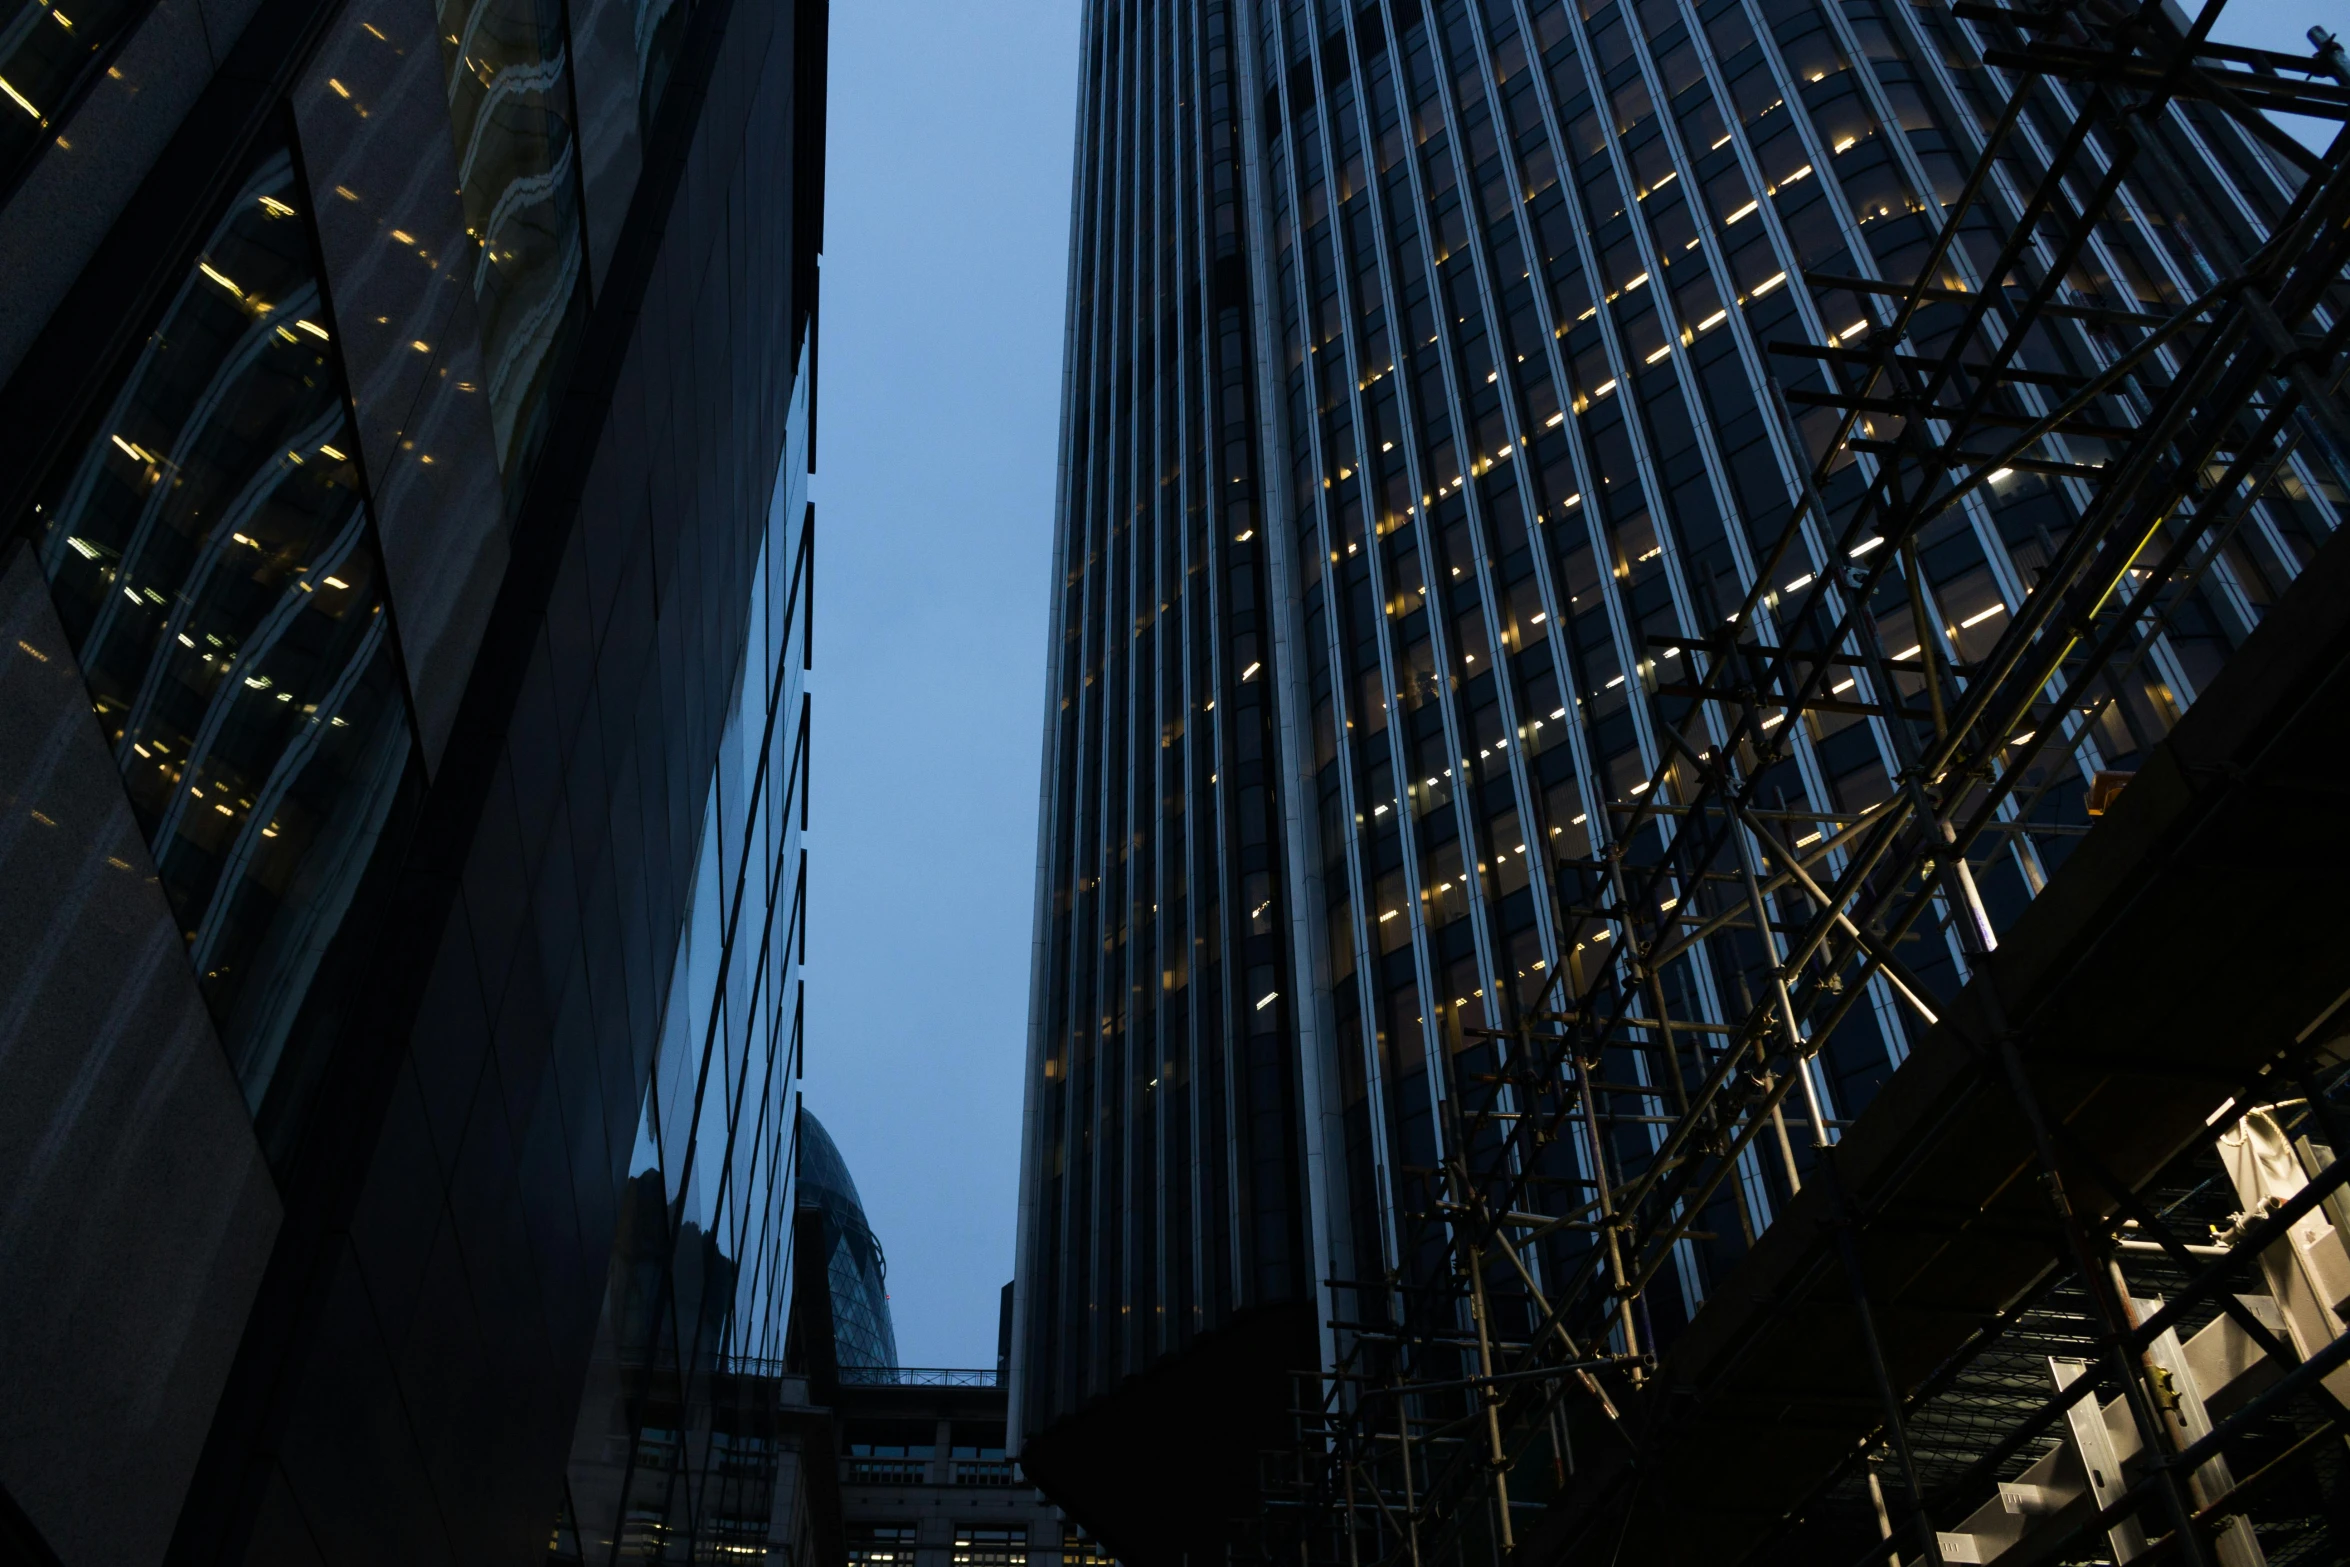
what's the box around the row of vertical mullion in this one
[1869,8,2275,886]
[1031,0,1105,1426]
[1122,0,1157,1384]
[1412,0,1727,1313]
[1178,0,1229,1348]
[1710,0,1945,852]
[1329,0,1670,1297]
[1491,0,1772,1234]
[1712,0,1979,1058]
[1110,0,1152,1370]
[1202,0,1252,1323]
[1274,0,1430,1318]
[1436,0,1768,1263]
[1288,0,1508,1258]
[1990,24,2340,602]
[1161,0,1192,1371]
[1808,2,2156,936]
[1568,0,1961,1089]
[1336,0,1676,1307]
[1463,0,1918,1235]
[1359,1,1544,1178]
[1059,0,1123,1416]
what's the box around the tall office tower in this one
[1008,0,2345,1555]
[798,1109,903,1371]
[0,0,824,1553]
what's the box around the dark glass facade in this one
[0,0,823,1552]
[555,353,815,1564]
[1010,0,2344,1552]
[27,127,412,1131]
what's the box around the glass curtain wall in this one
[1022,0,1311,1437]
[21,123,421,1148]
[1253,0,2343,1339]
[8,0,632,1162]
[557,348,814,1565]
[436,0,698,497]
[436,0,589,490]
[1022,0,2349,1424]
[0,0,151,186]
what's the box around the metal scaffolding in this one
[1263,2,2350,1562]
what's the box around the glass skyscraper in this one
[0,0,825,1554]
[798,1108,904,1373]
[1008,0,2341,1552]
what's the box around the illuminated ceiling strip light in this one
[0,76,43,121]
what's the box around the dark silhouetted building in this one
[1007,0,2339,1557]
[0,0,824,1554]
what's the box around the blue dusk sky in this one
[804,0,1079,1367]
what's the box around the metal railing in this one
[837,1366,1001,1388]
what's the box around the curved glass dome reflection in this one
[798,1109,898,1371]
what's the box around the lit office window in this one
[847,1524,918,1565]
[953,1527,1029,1567]
[1060,1524,1116,1566]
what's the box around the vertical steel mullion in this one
[1342,0,1476,1183]
[1398,8,1625,992]
[1204,0,1253,1316]
[1054,0,1119,1416]
[1147,0,1174,1370]
[1121,0,1150,1373]
[1468,8,1674,816]
[1449,9,1775,1292]
[1395,32,1576,1005]
[1474,1,1758,1306]
[1293,19,1418,1305]
[1391,9,1579,1080]
[1636,0,1951,848]
[1321,22,1513,1309]
[1702,0,1971,854]
[1238,0,1354,1376]
[1086,0,1134,1390]
[1168,0,1203,1360]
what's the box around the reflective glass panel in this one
[0,0,146,186]
[27,129,416,1119]
[436,0,587,487]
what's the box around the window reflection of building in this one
[629,0,686,135]
[27,126,414,1143]
[556,361,813,1564]
[434,0,586,489]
